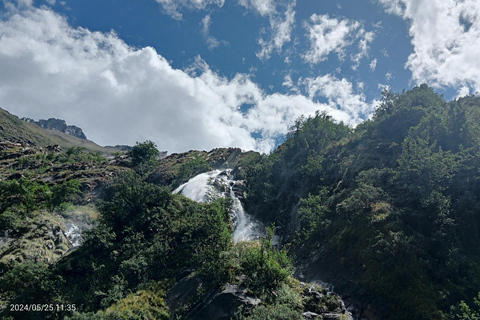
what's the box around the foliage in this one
[172,153,212,188]
[449,292,480,320]
[128,140,160,175]
[237,85,480,319]
[57,147,105,164]
[0,177,81,232]
[242,304,303,320]
[3,85,480,320]
[0,169,236,318]
[236,227,292,298]
[297,188,329,243]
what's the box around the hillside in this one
[0,108,122,154]
[0,138,350,319]
[1,85,480,320]
[236,85,480,319]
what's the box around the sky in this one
[0,0,479,153]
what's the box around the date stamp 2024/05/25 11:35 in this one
[9,304,76,312]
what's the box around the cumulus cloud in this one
[154,0,224,20]
[304,14,375,65]
[378,0,480,93]
[0,5,376,154]
[370,58,378,70]
[304,75,378,120]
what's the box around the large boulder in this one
[189,283,261,320]
[167,275,204,312]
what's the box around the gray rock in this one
[323,312,353,320]
[189,283,260,320]
[167,276,203,312]
[302,311,319,318]
[22,117,87,139]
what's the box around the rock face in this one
[167,272,261,320]
[0,215,72,273]
[189,283,261,320]
[22,117,87,140]
[147,148,254,187]
[296,248,372,320]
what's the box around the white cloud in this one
[282,74,294,88]
[377,0,405,15]
[154,0,224,20]
[200,14,225,49]
[237,0,276,16]
[238,0,296,61]
[304,14,374,65]
[379,0,480,93]
[256,2,296,60]
[370,58,378,70]
[282,74,300,94]
[352,30,375,70]
[304,75,378,120]
[0,5,375,154]
[457,86,470,98]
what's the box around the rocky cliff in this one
[21,117,87,140]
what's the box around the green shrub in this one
[173,153,212,188]
[128,140,160,175]
[237,228,292,298]
[243,304,302,320]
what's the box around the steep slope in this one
[238,85,480,319]
[0,107,121,154]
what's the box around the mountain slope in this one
[237,85,480,319]
[0,107,120,154]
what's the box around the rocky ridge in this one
[21,117,87,140]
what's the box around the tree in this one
[128,141,160,175]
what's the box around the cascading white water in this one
[173,170,264,242]
[64,222,84,247]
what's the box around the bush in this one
[237,228,292,298]
[128,140,160,175]
[243,304,302,320]
[172,153,212,188]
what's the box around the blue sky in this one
[0,0,479,153]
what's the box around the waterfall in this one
[64,222,84,247]
[174,170,265,242]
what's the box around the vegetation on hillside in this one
[2,85,480,319]
[238,84,480,319]
[0,167,338,319]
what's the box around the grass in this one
[58,204,99,226]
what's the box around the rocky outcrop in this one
[167,271,261,320]
[147,148,254,186]
[189,283,261,320]
[296,248,373,320]
[0,215,72,273]
[22,117,87,140]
